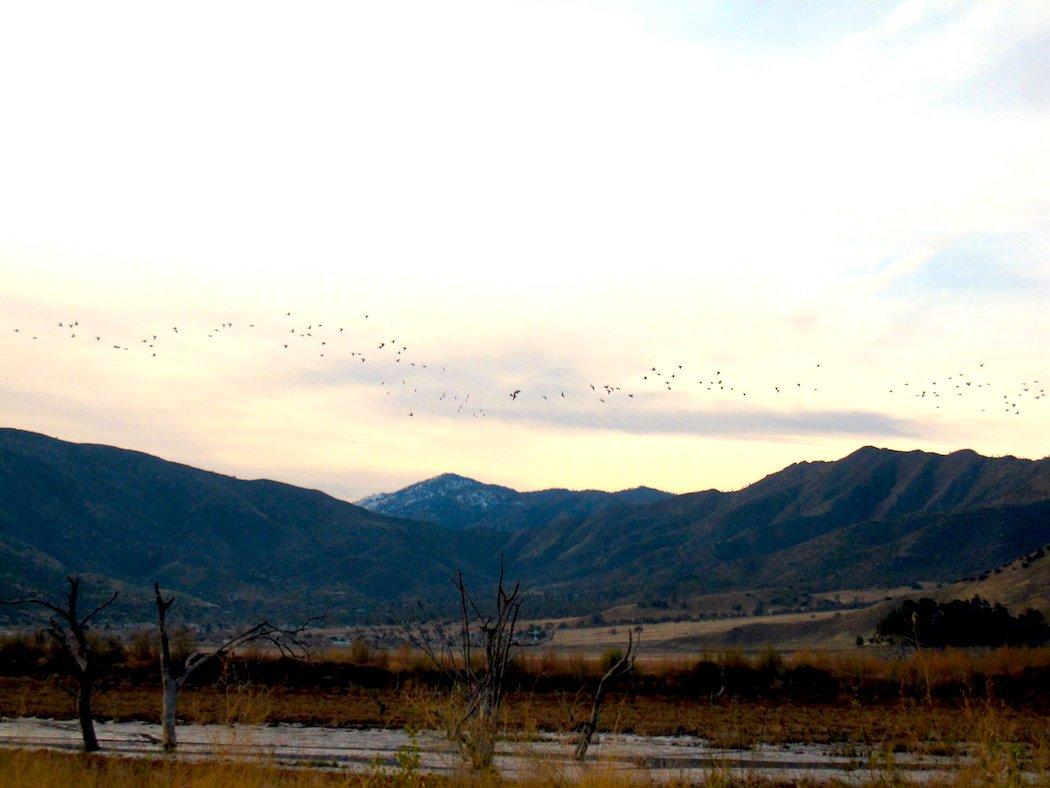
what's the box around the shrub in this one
[878,597,1050,647]
[757,645,784,675]
[348,636,371,664]
[127,629,158,664]
[599,647,623,674]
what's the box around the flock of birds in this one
[7,312,1047,421]
[10,313,490,420]
[886,365,1044,417]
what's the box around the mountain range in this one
[357,473,671,531]
[1,427,1048,623]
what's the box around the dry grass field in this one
[598,585,932,626]
[3,676,1047,749]
[547,610,845,652]
[3,645,1047,751]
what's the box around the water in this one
[0,717,1018,783]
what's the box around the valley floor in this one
[3,643,1048,783]
[0,678,1046,748]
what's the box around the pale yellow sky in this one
[1,1,1048,500]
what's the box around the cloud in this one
[487,399,928,440]
[886,237,1046,298]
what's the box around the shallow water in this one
[0,717,1021,783]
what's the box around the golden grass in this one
[546,611,843,649]
[786,645,1050,687]
[0,748,806,787]
[306,642,1050,684]
[0,748,376,788]
[2,723,1047,788]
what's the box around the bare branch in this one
[180,614,324,683]
[5,576,104,751]
[79,590,119,628]
[403,554,526,771]
[0,596,70,619]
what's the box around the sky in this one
[0,0,1048,501]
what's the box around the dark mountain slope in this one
[0,428,505,619]
[508,447,1050,605]
[2,428,1048,622]
[357,472,671,532]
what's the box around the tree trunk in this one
[573,692,603,761]
[574,670,614,761]
[161,680,179,752]
[574,632,635,761]
[574,722,597,761]
[77,676,100,752]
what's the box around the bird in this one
[510,390,521,400]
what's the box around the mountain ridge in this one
[0,427,505,621]
[2,427,1048,622]
[356,472,672,532]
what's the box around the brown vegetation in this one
[404,565,528,771]
[2,638,1048,753]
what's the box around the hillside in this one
[503,446,1050,607]
[2,428,1049,623]
[569,549,1050,654]
[0,428,504,621]
[357,473,670,531]
[935,546,1050,614]
[712,546,1050,651]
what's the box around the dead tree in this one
[404,560,530,771]
[1,576,118,751]
[153,582,318,752]
[573,629,638,761]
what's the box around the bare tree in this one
[403,560,529,771]
[153,582,319,752]
[1,576,118,751]
[573,629,638,761]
